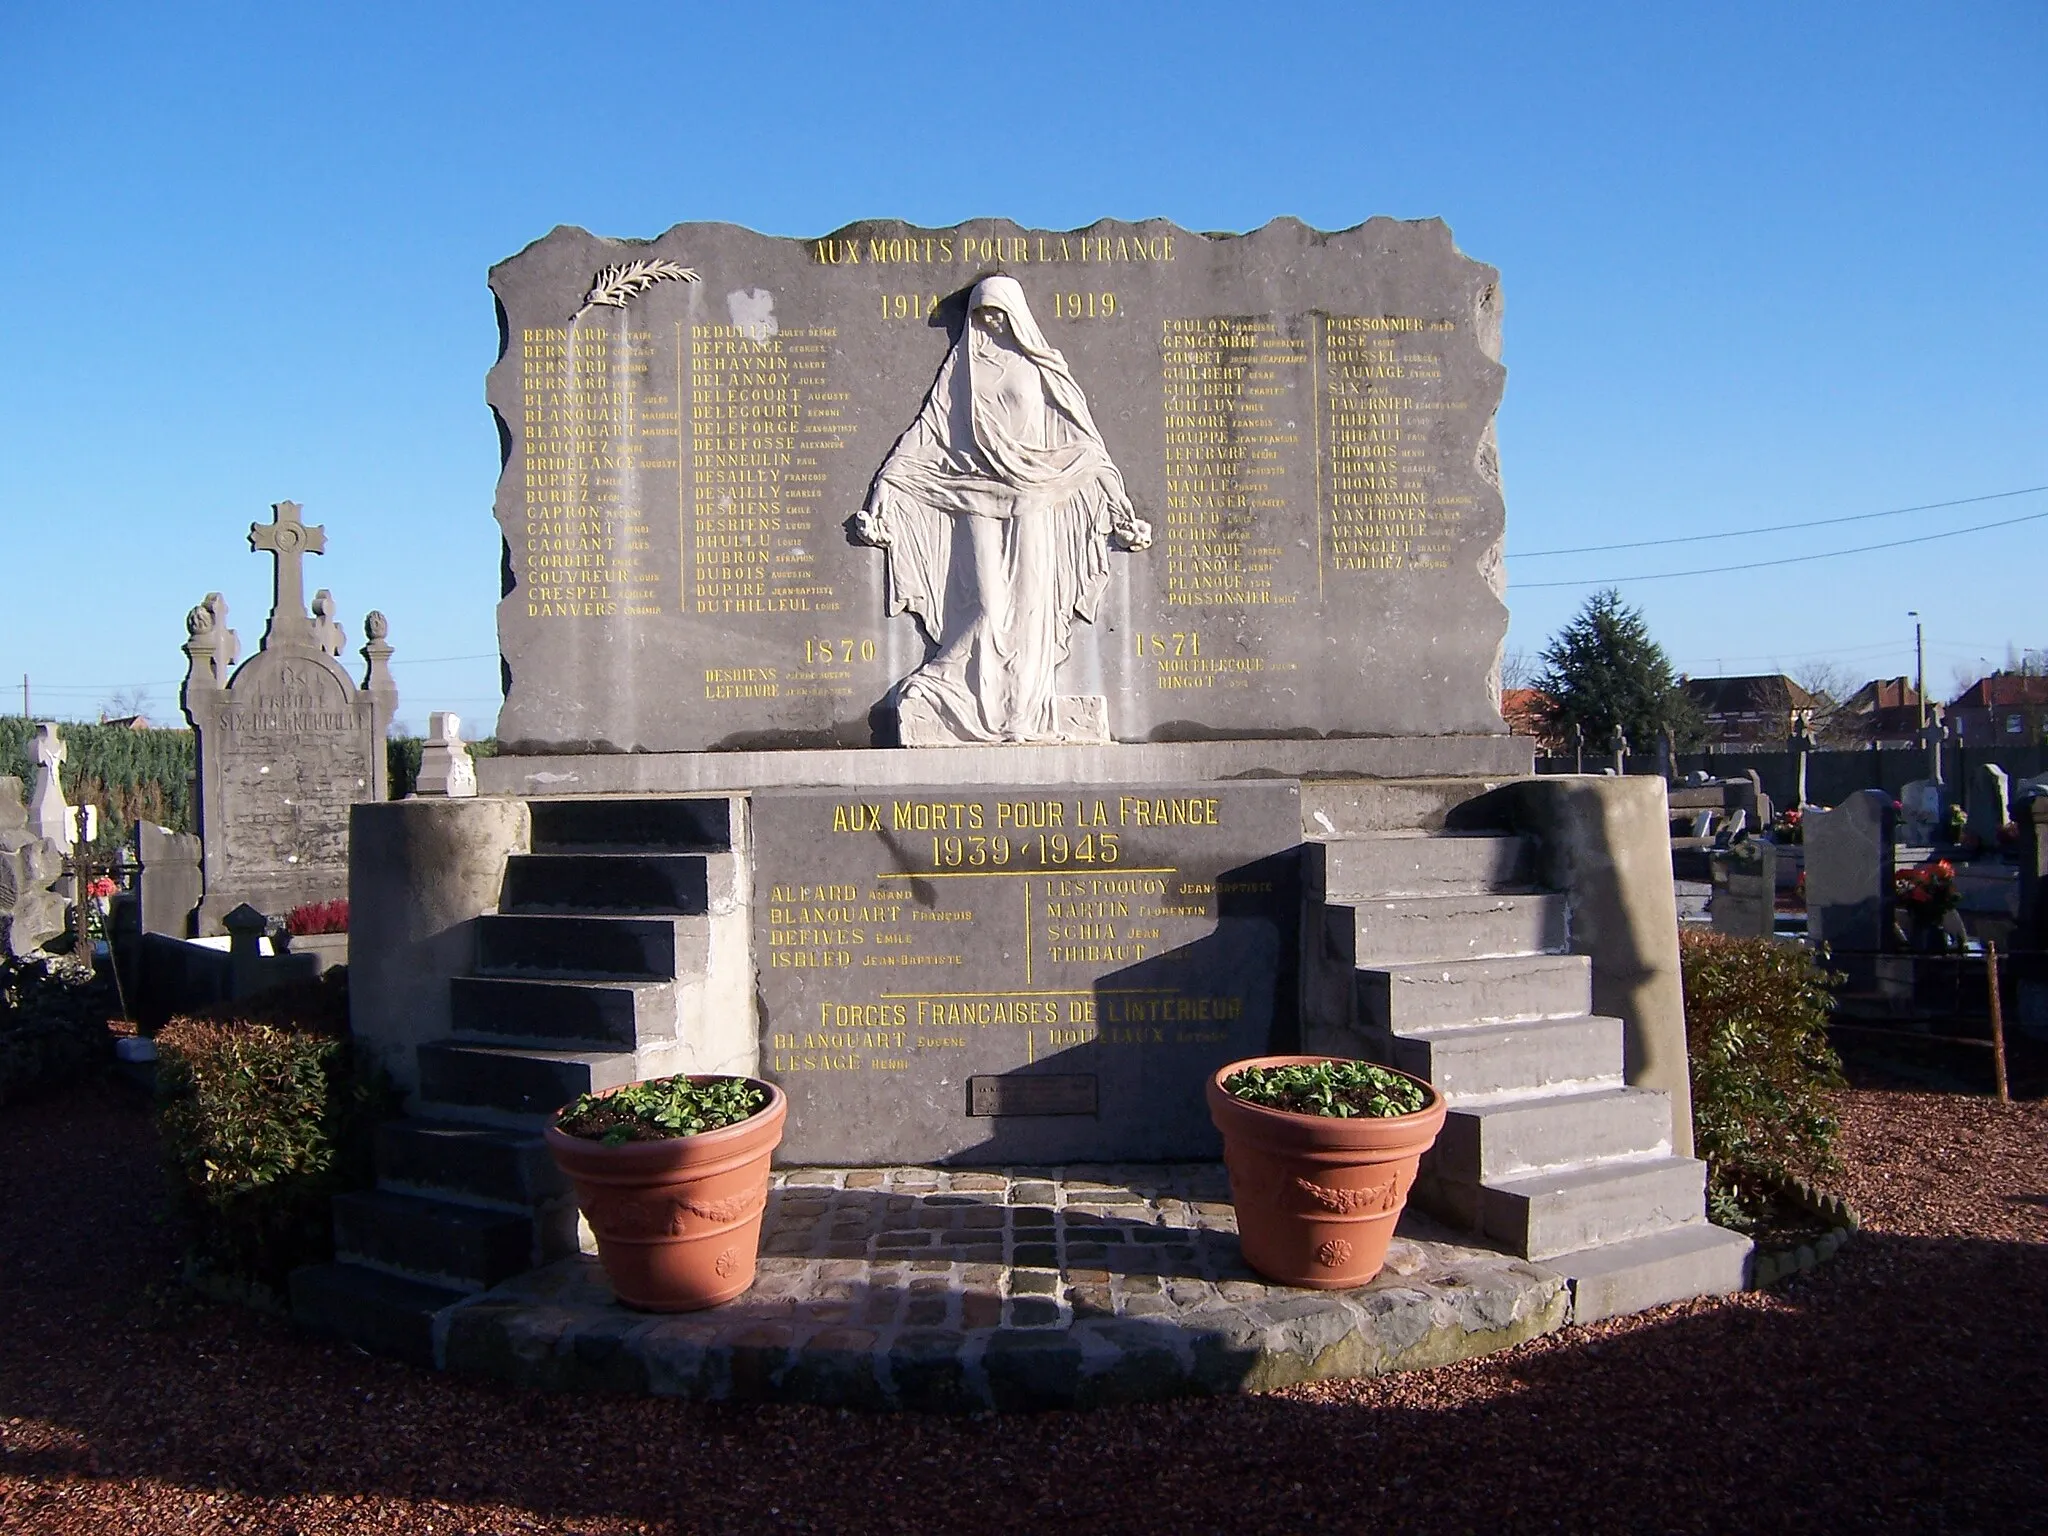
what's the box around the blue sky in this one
[2,2,2042,732]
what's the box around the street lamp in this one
[1908,610,1925,728]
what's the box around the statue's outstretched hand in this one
[849,506,892,548]
[1109,500,1152,552]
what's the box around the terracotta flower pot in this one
[1206,1054,1446,1289]
[544,1077,788,1312]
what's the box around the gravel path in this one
[2,1079,2041,1534]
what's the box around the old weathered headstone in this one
[414,712,477,798]
[0,777,67,959]
[487,218,1509,754]
[1898,777,1945,846]
[1966,762,2011,842]
[180,502,398,932]
[26,723,72,848]
[1710,839,1777,938]
[752,780,1301,1162]
[1806,788,1894,954]
[134,822,203,939]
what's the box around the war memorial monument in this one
[303,217,1750,1405]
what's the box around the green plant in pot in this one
[1206,1055,1446,1289]
[546,1073,787,1311]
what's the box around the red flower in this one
[86,876,117,900]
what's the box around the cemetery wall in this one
[1536,745,2048,813]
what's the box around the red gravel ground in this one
[2,1077,2042,1535]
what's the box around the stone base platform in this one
[436,1165,1570,1412]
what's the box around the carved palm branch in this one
[570,259,700,323]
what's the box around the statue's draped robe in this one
[863,276,1130,742]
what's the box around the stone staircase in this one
[291,796,754,1363]
[1302,826,1750,1323]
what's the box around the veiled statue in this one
[853,276,1149,744]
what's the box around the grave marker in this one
[181,502,397,932]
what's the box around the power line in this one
[1509,505,2048,591]
[1510,484,2048,559]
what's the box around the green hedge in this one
[0,952,115,1106]
[154,970,397,1298]
[1681,930,1845,1226]
[0,718,195,849]
[0,719,503,849]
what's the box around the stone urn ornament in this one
[546,1074,787,1311]
[1206,1055,1447,1289]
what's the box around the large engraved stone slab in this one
[752,780,1301,1163]
[181,503,397,933]
[490,218,1507,753]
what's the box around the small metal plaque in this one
[968,1074,1098,1118]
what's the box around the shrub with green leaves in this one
[0,718,195,851]
[0,952,115,1105]
[558,1074,768,1145]
[1222,1059,1429,1119]
[1681,930,1845,1224]
[154,971,397,1296]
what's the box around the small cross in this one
[249,500,326,641]
[30,722,65,772]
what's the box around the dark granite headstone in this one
[752,779,1301,1162]
[1806,789,1894,953]
[489,218,1508,753]
[181,503,398,933]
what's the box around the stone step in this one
[1299,779,1514,839]
[417,1039,641,1117]
[1371,1013,1623,1103]
[475,912,707,981]
[1307,833,1534,902]
[289,1261,469,1368]
[1341,891,1567,967]
[501,852,712,915]
[528,795,734,854]
[1548,1222,1754,1324]
[1434,1086,1673,1184]
[332,1188,543,1291]
[1483,1156,1710,1261]
[374,1118,572,1208]
[1358,954,1592,1032]
[449,974,668,1049]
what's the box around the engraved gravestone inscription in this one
[751,779,1301,1163]
[181,503,398,933]
[489,217,1508,753]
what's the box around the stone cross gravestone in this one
[180,502,398,933]
[26,723,73,848]
[487,217,1509,755]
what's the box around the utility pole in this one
[1908,610,1926,728]
[20,673,26,719]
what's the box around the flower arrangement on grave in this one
[1206,1055,1446,1290]
[1945,803,1968,843]
[1770,806,1805,844]
[1893,860,1959,922]
[283,899,348,936]
[73,874,119,944]
[545,1073,787,1311]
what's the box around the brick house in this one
[1681,674,1821,748]
[1945,672,2048,748]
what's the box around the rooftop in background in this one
[1946,670,2048,749]
[1682,674,1821,746]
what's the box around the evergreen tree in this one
[1534,589,1703,752]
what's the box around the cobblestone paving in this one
[443,1166,1569,1411]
